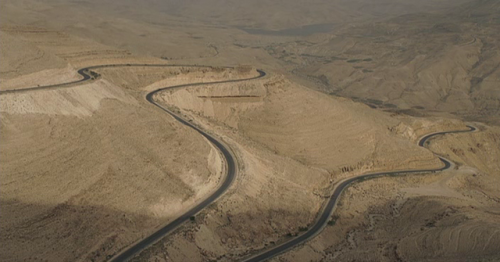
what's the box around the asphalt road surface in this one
[0,64,266,261]
[110,68,266,262]
[1,65,478,262]
[242,125,477,262]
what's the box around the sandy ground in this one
[0,30,259,260]
[276,124,500,262]
[1,4,499,261]
[267,2,500,125]
[127,71,480,261]
[0,75,225,261]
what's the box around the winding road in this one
[111,67,266,261]
[243,125,477,262]
[0,64,266,261]
[1,64,478,262]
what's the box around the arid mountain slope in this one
[279,124,500,262]
[0,27,255,261]
[273,0,500,124]
[0,30,67,79]
[128,73,457,261]
[159,75,440,173]
[1,1,499,261]
[0,80,219,261]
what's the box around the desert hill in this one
[280,123,500,262]
[1,1,499,262]
[0,26,252,261]
[0,26,455,261]
[270,0,500,125]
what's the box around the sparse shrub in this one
[328,215,339,226]
[366,99,383,105]
[211,66,225,73]
[470,76,483,86]
[88,70,100,80]
[236,65,252,74]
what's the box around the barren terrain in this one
[1,1,499,262]
[269,0,500,125]
[277,123,500,262]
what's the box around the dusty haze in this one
[1,0,499,262]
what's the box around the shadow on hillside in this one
[0,199,162,262]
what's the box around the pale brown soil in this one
[129,73,477,261]
[0,73,227,261]
[277,125,500,262]
[1,2,499,261]
[0,29,257,260]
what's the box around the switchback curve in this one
[0,64,266,261]
[243,125,477,262]
[1,65,478,262]
[110,68,266,261]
